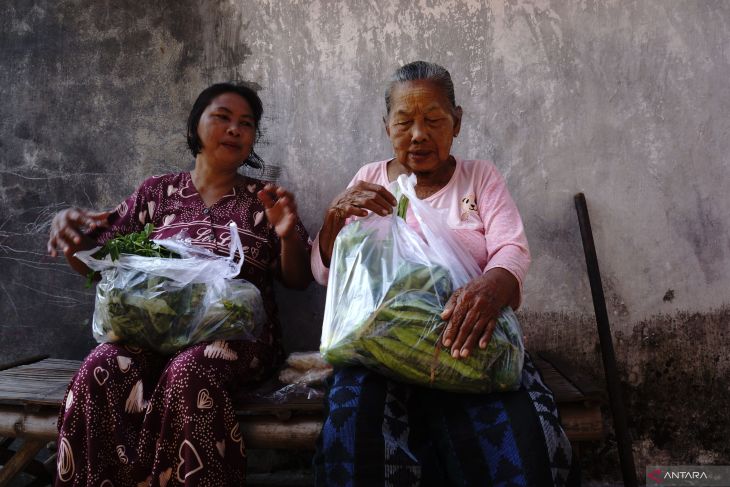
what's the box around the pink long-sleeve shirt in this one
[311,157,531,306]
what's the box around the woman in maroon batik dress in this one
[47,83,312,486]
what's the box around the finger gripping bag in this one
[76,223,266,355]
[320,174,524,393]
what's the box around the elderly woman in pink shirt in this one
[312,61,575,486]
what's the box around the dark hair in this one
[186,83,264,168]
[384,61,457,115]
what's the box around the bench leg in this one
[0,439,47,487]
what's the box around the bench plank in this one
[531,354,586,403]
[0,355,604,449]
[0,356,599,408]
[536,351,605,403]
[0,359,80,407]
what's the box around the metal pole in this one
[574,193,637,487]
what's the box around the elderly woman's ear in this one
[453,105,463,137]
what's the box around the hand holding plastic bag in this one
[76,223,266,354]
[320,174,524,393]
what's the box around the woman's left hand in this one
[257,184,299,240]
[440,268,519,359]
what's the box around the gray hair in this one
[385,61,457,114]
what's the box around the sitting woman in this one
[311,61,573,486]
[47,83,312,486]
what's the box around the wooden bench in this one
[0,353,603,485]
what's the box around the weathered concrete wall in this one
[2,0,729,478]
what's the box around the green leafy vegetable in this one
[86,224,263,354]
[85,224,180,287]
[93,223,181,261]
[95,271,262,354]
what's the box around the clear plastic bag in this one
[238,352,332,405]
[278,351,333,386]
[321,175,524,393]
[76,223,266,355]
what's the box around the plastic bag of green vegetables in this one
[321,174,524,393]
[75,222,266,354]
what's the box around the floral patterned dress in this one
[55,172,310,487]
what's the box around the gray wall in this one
[2,0,728,477]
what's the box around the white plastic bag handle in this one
[395,174,481,287]
[226,222,245,277]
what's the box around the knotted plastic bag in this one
[320,174,524,393]
[76,223,266,354]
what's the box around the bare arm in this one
[258,184,313,289]
[279,235,313,289]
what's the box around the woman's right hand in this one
[47,208,110,258]
[329,181,398,220]
[318,181,397,267]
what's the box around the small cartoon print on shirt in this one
[460,193,477,221]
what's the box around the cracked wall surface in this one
[1,0,728,478]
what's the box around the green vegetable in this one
[85,224,180,287]
[87,225,263,354]
[396,194,409,219]
[93,223,180,261]
[321,212,524,393]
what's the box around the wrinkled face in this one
[197,92,256,168]
[385,80,462,174]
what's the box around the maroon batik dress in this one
[55,172,310,487]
